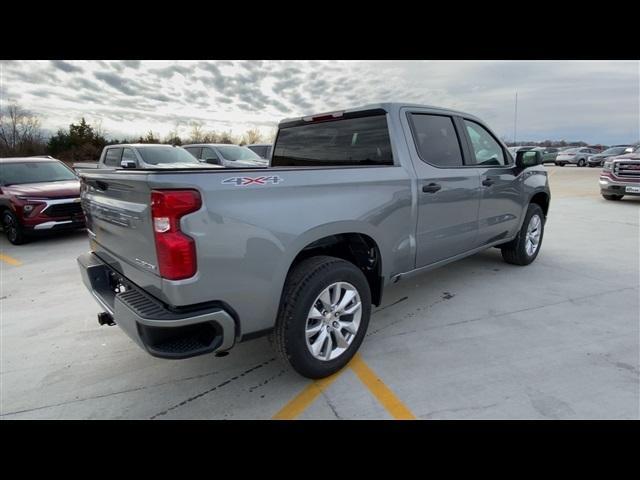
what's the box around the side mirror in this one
[624,147,634,153]
[120,159,136,169]
[516,150,542,169]
[204,157,221,165]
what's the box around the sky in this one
[1,60,638,145]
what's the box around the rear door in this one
[460,118,523,246]
[401,108,481,267]
[80,170,162,292]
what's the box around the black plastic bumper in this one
[77,252,236,359]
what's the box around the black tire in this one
[556,163,564,167]
[588,164,596,168]
[2,211,27,245]
[500,203,545,266]
[577,159,586,167]
[272,255,371,379]
[602,193,623,201]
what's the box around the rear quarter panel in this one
[147,166,414,337]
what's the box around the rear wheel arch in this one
[284,232,384,307]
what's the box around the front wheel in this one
[2,211,27,245]
[272,256,371,379]
[577,159,586,167]
[501,204,545,266]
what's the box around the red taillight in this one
[150,189,201,280]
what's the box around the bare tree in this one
[189,122,204,143]
[0,103,45,156]
[240,127,263,146]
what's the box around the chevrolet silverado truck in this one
[77,103,550,378]
[599,152,640,200]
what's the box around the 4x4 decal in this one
[222,175,283,186]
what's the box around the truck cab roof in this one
[278,102,479,126]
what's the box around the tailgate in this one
[80,170,162,294]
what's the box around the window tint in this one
[104,148,122,166]
[272,114,393,167]
[464,120,507,166]
[185,147,202,159]
[122,148,137,164]
[409,114,463,167]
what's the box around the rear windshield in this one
[136,146,201,165]
[602,147,627,155]
[272,114,393,167]
[0,161,77,186]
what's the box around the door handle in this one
[422,183,442,193]
[482,178,495,187]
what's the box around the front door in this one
[461,118,523,246]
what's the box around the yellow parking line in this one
[0,253,22,266]
[350,353,416,420]
[273,353,416,420]
[272,369,344,420]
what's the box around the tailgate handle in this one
[87,180,109,191]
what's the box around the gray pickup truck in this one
[74,143,221,171]
[77,103,550,378]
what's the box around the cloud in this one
[1,60,637,144]
[50,60,83,73]
[94,71,140,96]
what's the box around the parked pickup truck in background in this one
[182,143,269,168]
[77,103,551,378]
[73,144,223,171]
[599,151,640,200]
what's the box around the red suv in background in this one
[0,157,86,244]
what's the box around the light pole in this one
[513,91,518,145]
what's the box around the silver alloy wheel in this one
[525,214,542,256]
[305,281,362,361]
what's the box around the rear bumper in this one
[77,252,237,359]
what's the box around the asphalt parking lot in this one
[1,166,638,419]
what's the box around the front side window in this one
[121,148,137,165]
[104,148,122,166]
[184,147,202,159]
[272,114,393,167]
[409,114,463,167]
[464,120,507,166]
[202,147,219,161]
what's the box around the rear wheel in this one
[272,256,371,379]
[2,211,27,245]
[602,193,623,201]
[556,162,564,167]
[501,204,544,266]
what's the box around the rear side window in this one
[272,114,393,167]
[409,114,464,167]
[104,148,122,166]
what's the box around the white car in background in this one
[183,144,268,168]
